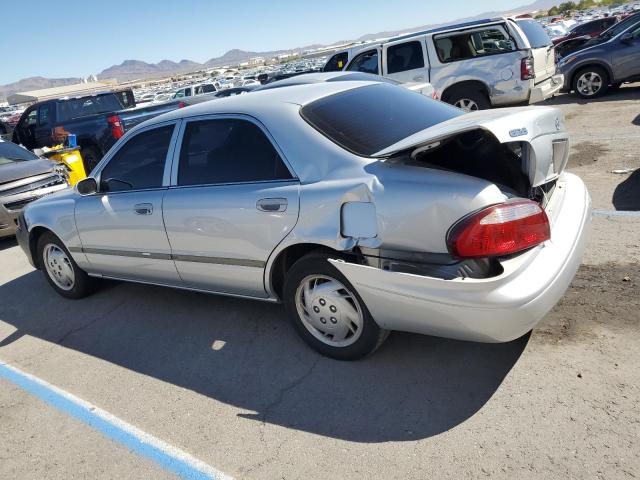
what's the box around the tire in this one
[283,252,389,360]
[572,66,609,99]
[81,146,101,174]
[445,88,490,112]
[37,232,96,299]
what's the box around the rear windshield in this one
[56,94,124,122]
[300,83,462,157]
[516,19,552,48]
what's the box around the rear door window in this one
[100,125,174,192]
[38,104,51,127]
[346,49,380,74]
[387,41,425,74]
[177,118,293,186]
[435,25,516,63]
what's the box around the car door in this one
[74,121,182,284]
[162,115,300,298]
[14,106,37,149]
[382,38,429,83]
[611,24,640,80]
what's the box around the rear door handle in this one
[134,203,153,215]
[256,198,287,212]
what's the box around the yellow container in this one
[44,146,87,186]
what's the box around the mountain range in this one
[1,0,558,101]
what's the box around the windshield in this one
[0,141,39,166]
[517,19,552,48]
[300,83,462,157]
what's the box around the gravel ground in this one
[0,85,639,480]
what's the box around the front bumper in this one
[529,74,564,104]
[331,172,591,343]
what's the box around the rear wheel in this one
[37,232,96,299]
[283,253,388,360]
[446,89,490,112]
[573,66,609,99]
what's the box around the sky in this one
[3,0,529,85]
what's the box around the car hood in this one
[0,159,56,186]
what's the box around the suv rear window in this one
[57,94,124,122]
[516,19,552,48]
[301,84,462,157]
[435,26,516,63]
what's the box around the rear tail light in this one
[521,57,534,80]
[178,101,186,108]
[447,200,550,258]
[107,115,124,139]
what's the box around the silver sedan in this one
[16,80,590,360]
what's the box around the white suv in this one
[325,17,563,111]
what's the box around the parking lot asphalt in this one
[1,86,639,480]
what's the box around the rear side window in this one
[435,26,516,63]
[56,95,123,122]
[516,19,552,48]
[177,119,293,186]
[323,52,349,71]
[100,125,173,192]
[346,50,380,74]
[387,41,425,74]
[301,83,462,157]
[201,84,216,93]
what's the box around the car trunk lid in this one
[373,106,569,189]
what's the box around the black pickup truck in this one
[11,90,183,171]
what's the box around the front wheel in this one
[283,253,388,360]
[573,66,609,99]
[37,232,96,299]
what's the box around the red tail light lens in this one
[521,57,534,80]
[107,115,124,139]
[447,200,550,258]
[178,101,186,108]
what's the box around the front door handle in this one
[256,198,287,212]
[134,203,153,215]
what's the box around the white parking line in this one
[0,360,233,480]
[593,210,640,218]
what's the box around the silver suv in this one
[325,17,563,111]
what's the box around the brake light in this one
[521,57,534,80]
[107,115,124,139]
[447,200,550,258]
[178,101,186,108]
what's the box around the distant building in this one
[7,80,119,105]
[249,56,264,66]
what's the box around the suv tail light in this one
[521,57,534,80]
[178,101,186,108]
[447,200,550,258]
[107,115,124,139]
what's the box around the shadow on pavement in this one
[613,169,640,211]
[0,237,17,252]
[544,84,640,106]
[633,114,640,127]
[0,270,528,442]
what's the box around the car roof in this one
[141,80,377,127]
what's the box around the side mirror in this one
[620,32,635,44]
[76,177,98,195]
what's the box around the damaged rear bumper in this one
[330,172,590,343]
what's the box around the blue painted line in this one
[0,361,230,480]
